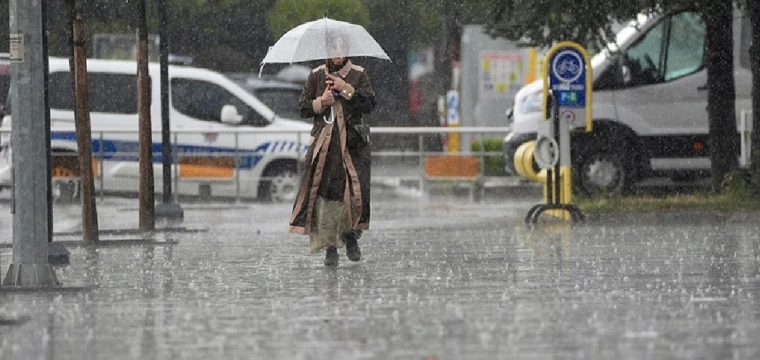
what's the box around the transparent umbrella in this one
[259,16,390,76]
[275,65,311,83]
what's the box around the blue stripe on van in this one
[50,132,307,170]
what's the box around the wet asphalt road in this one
[0,187,759,360]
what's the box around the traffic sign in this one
[543,42,592,132]
[550,48,586,108]
[446,90,459,126]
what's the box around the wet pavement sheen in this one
[1,191,759,359]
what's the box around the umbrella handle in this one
[323,106,335,124]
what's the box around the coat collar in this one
[325,60,352,78]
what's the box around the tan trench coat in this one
[288,60,376,248]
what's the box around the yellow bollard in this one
[513,141,542,182]
[534,167,571,221]
[514,141,575,221]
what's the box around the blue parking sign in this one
[542,41,592,132]
[446,90,459,125]
[549,48,587,108]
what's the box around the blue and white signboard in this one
[543,42,592,132]
[446,90,460,126]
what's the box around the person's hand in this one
[326,74,348,92]
[320,86,336,107]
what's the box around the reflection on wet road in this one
[1,190,759,359]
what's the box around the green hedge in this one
[471,138,505,177]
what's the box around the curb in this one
[583,211,760,226]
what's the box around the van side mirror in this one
[220,105,243,125]
[621,64,632,85]
[617,56,632,85]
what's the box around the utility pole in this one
[155,0,184,222]
[137,0,155,230]
[70,3,100,243]
[3,0,59,286]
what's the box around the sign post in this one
[155,0,185,223]
[543,42,593,132]
[525,41,592,225]
[446,90,460,153]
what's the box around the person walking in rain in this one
[288,31,377,266]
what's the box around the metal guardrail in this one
[0,127,514,200]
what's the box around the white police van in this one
[503,9,752,195]
[0,58,311,202]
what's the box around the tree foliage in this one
[476,0,650,51]
[267,0,370,40]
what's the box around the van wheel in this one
[258,162,299,203]
[576,152,632,196]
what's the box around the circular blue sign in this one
[551,50,583,83]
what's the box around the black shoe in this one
[324,246,338,266]
[344,231,361,262]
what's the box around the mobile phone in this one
[331,72,341,97]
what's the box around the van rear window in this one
[49,72,140,114]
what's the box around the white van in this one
[0,58,312,202]
[503,9,752,195]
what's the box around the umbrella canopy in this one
[261,17,390,65]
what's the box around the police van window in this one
[172,78,265,126]
[664,12,705,81]
[740,16,751,69]
[49,72,139,114]
[254,88,302,120]
[624,20,666,86]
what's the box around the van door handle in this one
[697,84,708,91]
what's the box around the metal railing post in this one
[418,134,425,196]
[98,131,105,201]
[478,133,485,178]
[476,132,485,203]
[296,131,302,175]
[173,132,179,195]
[234,133,240,201]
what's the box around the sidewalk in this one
[1,189,759,359]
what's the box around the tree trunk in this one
[704,5,738,192]
[72,9,100,243]
[137,0,155,230]
[749,0,760,195]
